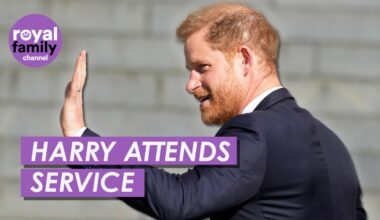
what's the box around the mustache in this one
[193,89,211,100]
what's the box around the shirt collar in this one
[240,86,283,114]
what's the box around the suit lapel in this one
[254,88,294,111]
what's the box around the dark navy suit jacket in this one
[82,88,366,220]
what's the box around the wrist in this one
[63,126,86,137]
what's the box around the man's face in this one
[184,30,245,125]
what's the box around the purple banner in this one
[21,137,237,165]
[21,169,144,197]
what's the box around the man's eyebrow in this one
[186,59,208,70]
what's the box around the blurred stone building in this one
[0,0,379,219]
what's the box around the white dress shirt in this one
[240,86,283,114]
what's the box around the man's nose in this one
[186,71,201,94]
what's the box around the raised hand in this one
[60,50,87,136]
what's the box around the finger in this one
[80,50,87,89]
[71,51,84,93]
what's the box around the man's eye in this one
[198,64,209,73]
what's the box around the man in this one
[61,2,366,220]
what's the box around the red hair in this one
[176,2,280,64]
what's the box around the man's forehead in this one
[184,32,212,58]
[184,45,213,65]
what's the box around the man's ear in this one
[239,46,253,77]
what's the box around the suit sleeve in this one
[82,122,267,220]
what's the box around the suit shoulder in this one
[216,111,275,137]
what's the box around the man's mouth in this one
[199,95,211,103]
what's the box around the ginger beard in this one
[194,67,245,125]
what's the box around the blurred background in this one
[0,0,379,219]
